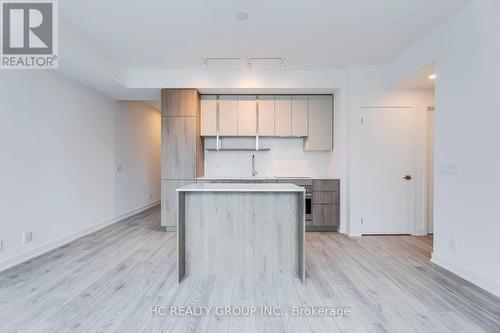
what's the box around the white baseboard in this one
[413,229,427,236]
[0,201,160,273]
[431,253,500,298]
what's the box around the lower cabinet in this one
[312,204,339,228]
[310,179,340,231]
[161,179,194,230]
[196,178,340,232]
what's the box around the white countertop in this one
[177,183,305,192]
[195,176,338,180]
[196,177,277,180]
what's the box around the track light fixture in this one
[201,57,287,70]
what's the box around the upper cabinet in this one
[291,96,309,137]
[304,95,333,151]
[237,96,257,136]
[258,96,275,136]
[219,95,238,136]
[199,94,333,151]
[275,96,292,137]
[200,95,217,136]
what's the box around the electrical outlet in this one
[0,240,3,252]
[23,232,32,244]
[148,193,152,200]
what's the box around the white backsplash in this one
[203,137,337,178]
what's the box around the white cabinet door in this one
[291,96,308,137]
[258,96,275,136]
[237,95,257,136]
[275,96,292,136]
[200,95,217,136]
[304,95,333,151]
[219,95,238,136]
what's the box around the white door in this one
[362,107,418,234]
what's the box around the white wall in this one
[114,101,161,214]
[0,71,161,271]
[385,0,500,297]
[204,138,337,178]
[345,65,435,236]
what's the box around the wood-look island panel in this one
[177,183,305,283]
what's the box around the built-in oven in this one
[305,186,312,222]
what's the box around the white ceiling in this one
[61,0,469,71]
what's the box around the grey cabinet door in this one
[161,117,196,179]
[291,96,309,137]
[312,204,339,227]
[258,96,275,136]
[162,180,194,228]
[237,95,257,136]
[312,179,339,192]
[219,95,238,136]
[275,96,292,136]
[161,89,199,117]
[304,95,333,151]
[312,191,339,204]
[200,95,217,136]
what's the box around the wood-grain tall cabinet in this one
[161,89,204,230]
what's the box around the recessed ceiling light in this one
[235,12,249,21]
[429,74,436,80]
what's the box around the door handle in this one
[403,175,412,180]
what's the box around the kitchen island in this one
[177,183,306,283]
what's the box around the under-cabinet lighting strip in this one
[216,95,220,151]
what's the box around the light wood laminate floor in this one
[0,206,499,332]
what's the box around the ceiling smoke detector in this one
[235,12,249,21]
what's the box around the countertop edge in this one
[177,183,306,192]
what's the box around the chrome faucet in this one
[252,154,258,177]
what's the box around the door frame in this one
[361,106,429,236]
[426,106,435,234]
